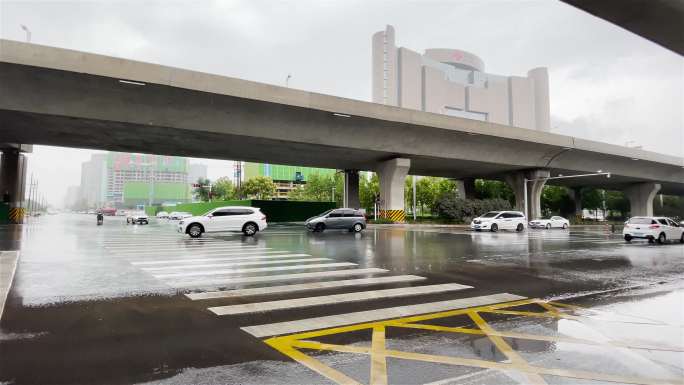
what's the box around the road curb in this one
[0,250,19,322]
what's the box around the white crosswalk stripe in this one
[108,247,271,255]
[185,275,427,300]
[241,293,526,337]
[141,257,332,271]
[131,253,311,265]
[209,283,472,315]
[152,262,358,279]
[165,268,389,288]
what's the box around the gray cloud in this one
[1,0,682,206]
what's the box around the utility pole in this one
[412,176,417,221]
[286,74,292,87]
[26,174,33,221]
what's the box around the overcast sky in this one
[1,0,682,207]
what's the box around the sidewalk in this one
[0,250,19,321]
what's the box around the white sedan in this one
[178,206,268,237]
[529,216,569,229]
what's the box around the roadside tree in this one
[242,176,277,200]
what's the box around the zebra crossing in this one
[101,233,500,340]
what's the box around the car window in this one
[481,212,499,218]
[355,210,365,217]
[211,210,230,217]
[341,210,356,217]
[328,212,343,218]
[657,219,668,226]
[668,219,679,227]
[628,217,655,224]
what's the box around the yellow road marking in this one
[468,311,548,385]
[370,326,388,385]
[265,338,362,385]
[260,299,682,385]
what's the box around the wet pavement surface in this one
[0,214,682,385]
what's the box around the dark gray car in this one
[305,208,366,233]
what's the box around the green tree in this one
[287,172,343,206]
[242,176,277,199]
[193,177,211,202]
[416,177,438,215]
[475,179,515,205]
[540,186,575,217]
[212,177,236,201]
[359,172,379,212]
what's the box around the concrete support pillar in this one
[0,149,28,224]
[377,158,411,222]
[623,183,661,217]
[454,177,476,199]
[504,169,549,219]
[567,187,583,219]
[343,169,360,209]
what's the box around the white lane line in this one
[210,283,472,316]
[141,257,331,271]
[241,293,527,337]
[153,262,358,279]
[186,275,427,300]
[131,253,310,265]
[113,251,285,260]
[165,268,389,288]
[109,247,271,255]
[105,244,258,250]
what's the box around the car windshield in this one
[201,209,214,216]
[319,209,333,216]
[628,217,654,224]
[481,212,499,218]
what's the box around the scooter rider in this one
[96,211,104,225]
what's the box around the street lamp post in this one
[523,172,611,219]
[20,25,31,43]
[412,176,417,221]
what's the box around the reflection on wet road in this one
[0,214,682,385]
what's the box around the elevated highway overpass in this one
[1,39,682,221]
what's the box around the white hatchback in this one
[623,216,684,244]
[471,211,527,232]
[178,206,267,237]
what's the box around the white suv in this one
[471,211,526,232]
[178,206,267,237]
[623,216,684,244]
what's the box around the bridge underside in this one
[2,109,682,195]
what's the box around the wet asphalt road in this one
[0,214,682,385]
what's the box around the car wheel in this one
[516,223,525,232]
[545,223,551,230]
[188,224,203,238]
[352,223,363,233]
[624,234,632,242]
[490,223,498,232]
[243,222,258,236]
[315,223,325,233]
[657,232,666,244]
[562,223,568,229]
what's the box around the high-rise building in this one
[80,152,192,208]
[372,25,550,131]
[187,163,208,184]
[243,163,336,199]
[80,153,107,208]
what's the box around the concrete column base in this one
[623,183,661,217]
[454,177,476,199]
[377,158,411,222]
[343,169,360,209]
[567,187,583,221]
[0,150,28,224]
[504,169,549,219]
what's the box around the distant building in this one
[244,163,336,199]
[372,25,550,131]
[79,152,191,208]
[80,154,107,208]
[187,163,208,184]
[64,185,81,209]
